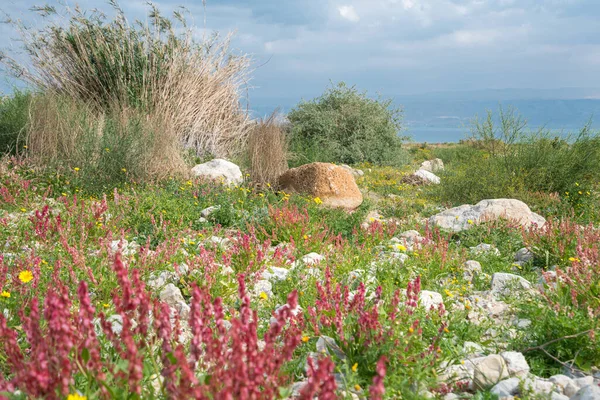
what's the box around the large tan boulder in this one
[278,162,363,209]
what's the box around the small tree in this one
[288,82,408,166]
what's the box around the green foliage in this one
[0,91,30,154]
[431,108,600,219]
[288,82,409,166]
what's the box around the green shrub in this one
[288,82,409,166]
[0,91,30,154]
[431,108,600,214]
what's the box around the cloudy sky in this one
[2,0,600,107]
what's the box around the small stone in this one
[261,267,290,281]
[490,273,532,296]
[444,394,460,400]
[515,247,534,263]
[574,376,594,389]
[191,159,243,185]
[550,393,569,400]
[413,169,441,184]
[549,375,576,395]
[419,290,444,310]
[316,336,346,361]
[473,354,510,389]
[500,351,530,377]
[463,341,485,356]
[254,280,273,298]
[470,243,501,256]
[533,377,555,394]
[160,284,185,306]
[571,384,600,400]
[300,252,324,265]
[200,206,220,218]
[491,377,520,397]
[463,260,482,280]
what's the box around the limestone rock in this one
[413,169,441,184]
[419,290,444,310]
[191,159,243,185]
[278,162,363,210]
[500,351,530,377]
[463,260,482,281]
[491,273,532,296]
[421,158,445,173]
[429,199,546,232]
[571,384,600,400]
[491,378,520,397]
[473,354,510,389]
[515,247,534,263]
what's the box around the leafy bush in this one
[0,91,30,155]
[1,1,251,169]
[288,82,408,166]
[432,108,600,212]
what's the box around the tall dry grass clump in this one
[247,111,289,187]
[1,1,251,179]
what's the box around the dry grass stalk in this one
[248,110,289,187]
[1,2,252,176]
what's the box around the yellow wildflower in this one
[1,291,10,298]
[103,303,110,308]
[259,291,268,300]
[395,244,407,252]
[20,208,26,212]
[354,384,361,391]
[74,167,80,172]
[352,363,358,372]
[313,197,323,205]
[67,394,87,400]
[302,336,310,343]
[121,168,127,172]
[467,219,474,225]
[408,327,414,333]
[19,270,33,284]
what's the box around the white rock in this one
[106,314,124,335]
[549,375,576,395]
[500,351,530,377]
[473,354,510,389]
[298,252,324,266]
[429,199,546,232]
[490,273,532,296]
[147,271,177,289]
[419,290,444,310]
[463,260,482,281]
[574,376,594,389]
[571,384,600,400]
[160,284,185,305]
[470,243,501,256]
[160,284,190,319]
[261,267,290,281]
[200,206,220,218]
[414,169,441,184]
[421,158,445,173]
[532,377,555,394]
[491,378,520,397]
[254,280,273,297]
[110,239,139,256]
[515,248,534,263]
[463,341,485,356]
[191,159,243,185]
[550,393,569,400]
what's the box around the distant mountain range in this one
[249,88,600,142]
